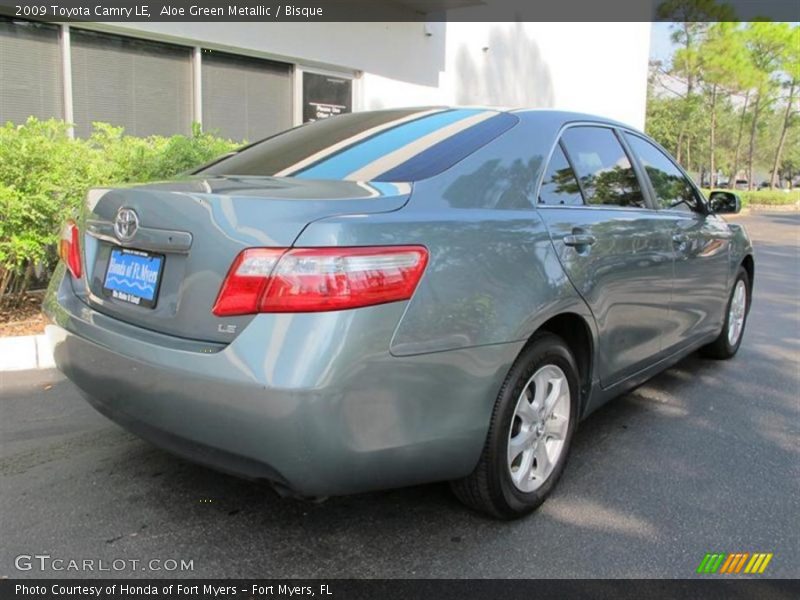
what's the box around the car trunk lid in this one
[77,176,411,343]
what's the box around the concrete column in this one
[60,25,74,138]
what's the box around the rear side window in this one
[538,144,584,206]
[625,133,703,212]
[560,127,646,208]
[199,108,518,182]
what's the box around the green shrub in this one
[703,188,800,207]
[738,190,800,206]
[0,118,240,302]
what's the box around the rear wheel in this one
[451,333,579,519]
[701,266,750,359]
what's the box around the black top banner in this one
[0,0,797,22]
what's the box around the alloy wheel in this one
[507,364,571,493]
[727,280,747,346]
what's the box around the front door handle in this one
[563,234,596,247]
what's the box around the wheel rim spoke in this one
[544,413,568,441]
[508,428,536,465]
[511,448,534,485]
[531,441,552,480]
[530,373,548,412]
[515,390,537,423]
[543,375,563,416]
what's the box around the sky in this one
[649,22,676,64]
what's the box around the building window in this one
[201,50,292,142]
[0,18,63,126]
[302,72,352,123]
[70,29,192,137]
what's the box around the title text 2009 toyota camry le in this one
[45,108,753,518]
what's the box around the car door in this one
[537,125,675,387]
[623,132,732,351]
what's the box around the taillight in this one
[212,246,428,316]
[211,248,285,316]
[59,220,82,279]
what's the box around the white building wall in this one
[80,21,651,129]
[362,22,651,129]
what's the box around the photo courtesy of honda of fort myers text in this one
[0,0,799,598]
[13,584,334,598]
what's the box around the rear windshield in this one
[198,108,518,182]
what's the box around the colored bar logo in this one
[697,552,773,574]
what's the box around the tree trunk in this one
[14,263,34,306]
[729,91,750,188]
[0,267,12,305]
[746,93,761,191]
[709,85,717,187]
[687,137,691,174]
[770,83,796,189]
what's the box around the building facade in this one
[0,18,651,141]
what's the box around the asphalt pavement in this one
[1,211,798,579]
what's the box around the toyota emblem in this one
[114,207,139,241]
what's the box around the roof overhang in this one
[389,0,485,12]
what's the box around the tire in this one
[451,332,580,519]
[700,266,750,360]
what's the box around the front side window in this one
[560,127,645,208]
[625,133,703,212]
[538,143,584,206]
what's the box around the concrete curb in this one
[0,334,54,372]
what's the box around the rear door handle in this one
[563,234,596,247]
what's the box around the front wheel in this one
[701,266,750,359]
[451,333,579,519]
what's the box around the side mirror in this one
[708,190,741,214]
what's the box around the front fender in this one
[727,221,754,282]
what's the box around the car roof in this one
[515,108,643,133]
[424,104,644,133]
[382,106,644,135]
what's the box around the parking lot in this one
[1,212,797,579]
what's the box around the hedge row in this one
[703,188,800,206]
[0,118,240,302]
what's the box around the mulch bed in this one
[0,292,47,337]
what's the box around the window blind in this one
[71,29,192,137]
[201,51,292,143]
[0,19,63,126]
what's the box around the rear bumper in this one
[44,269,522,496]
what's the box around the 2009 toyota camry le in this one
[45,107,754,518]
